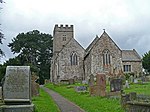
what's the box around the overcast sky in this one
[0,0,150,63]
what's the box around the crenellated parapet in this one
[54,24,73,32]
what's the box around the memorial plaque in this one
[3,66,31,103]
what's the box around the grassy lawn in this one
[33,82,150,112]
[32,88,60,112]
[45,84,124,112]
[124,82,150,95]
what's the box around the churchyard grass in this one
[45,83,124,112]
[1,82,149,112]
[32,88,60,112]
[124,82,150,95]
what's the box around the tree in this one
[0,1,5,58]
[142,51,150,74]
[8,30,53,84]
[0,57,22,82]
[0,31,4,57]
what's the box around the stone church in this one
[50,24,142,82]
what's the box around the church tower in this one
[53,24,74,56]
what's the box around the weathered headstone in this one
[89,74,94,86]
[3,66,31,103]
[130,75,134,83]
[90,73,106,97]
[75,86,87,92]
[45,79,50,84]
[110,78,122,92]
[31,81,39,97]
[69,79,75,85]
[82,80,88,84]
[2,66,34,112]
[96,73,106,96]
[73,76,78,82]
[90,85,101,96]
[134,79,138,83]
[125,80,129,88]
[141,76,146,84]
[31,75,39,97]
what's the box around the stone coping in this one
[0,103,35,112]
[4,99,30,102]
[1,103,34,108]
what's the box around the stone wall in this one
[85,32,122,80]
[53,38,85,82]
[51,24,142,82]
[84,53,91,81]
[53,24,74,55]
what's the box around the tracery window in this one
[103,49,111,66]
[70,52,78,65]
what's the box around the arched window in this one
[103,49,111,66]
[70,52,78,65]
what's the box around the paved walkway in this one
[41,86,85,112]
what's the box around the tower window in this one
[70,52,78,65]
[63,35,66,41]
[103,49,111,66]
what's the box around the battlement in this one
[54,24,73,32]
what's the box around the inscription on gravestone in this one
[90,73,106,97]
[3,66,31,103]
[110,78,122,92]
[96,74,106,96]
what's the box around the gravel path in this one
[41,86,85,112]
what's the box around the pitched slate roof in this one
[122,49,141,61]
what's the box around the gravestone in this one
[89,74,94,86]
[90,85,101,96]
[82,80,88,84]
[2,66,34,112]
[31,75,39,97]
[90,73,106,97]
[75,86,87,92]
[125,80,129,88]
[31,81,39,97]
[73,76,78,82]
[141,76,146,84]
[69,79,75,85]
[96,73,106,96]
[134,79,138,83]
[45,79,50,84]
[130,75,134,83]
[110,78,122,92]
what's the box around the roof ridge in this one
[100,31,122,51]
